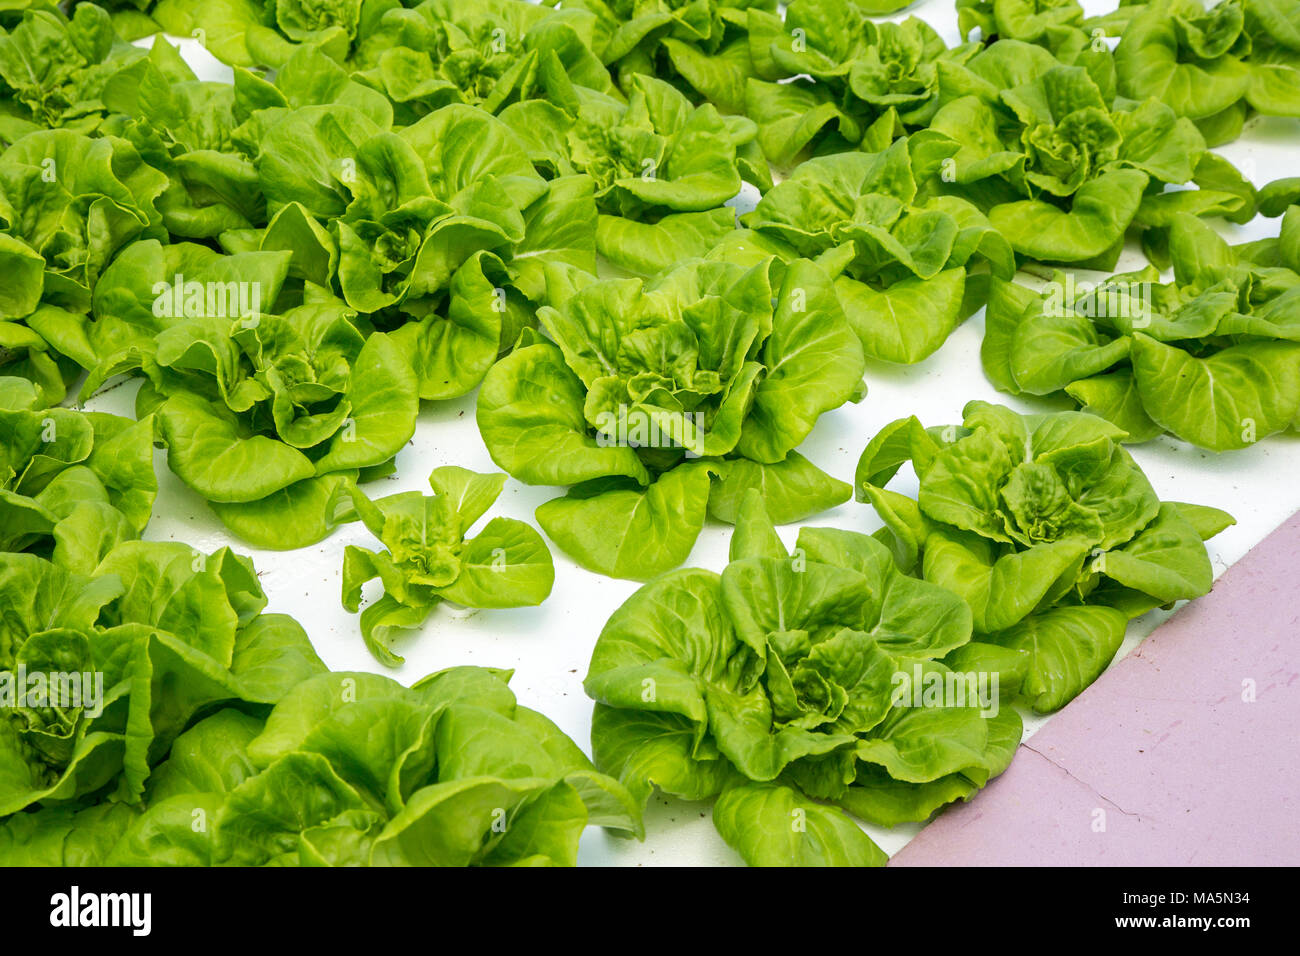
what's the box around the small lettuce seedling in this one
[342,466,554,665]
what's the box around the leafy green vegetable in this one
[84,253,419,543]
[746,2,980,167]
[743,135,1014,362]
[562,0,776,115]
[857,400,1232,710]
[983,212,1300,450]
[347,0,615,118]
[0,3,145,135]
[0,0,1290,872]
[1,665,641,865]
[2,25,605,548]
[585,490,1019,865]
[0,120,168,404]
[342,466,554,665]
[0,538,327,815]
[0,400,620,866]
[478,255,865,579]
[957,0,1090,54]
[1258,177,1300,217]
[501,72,764,273]
[1111,0,1300,143]
[924,38,1242,264]
[0,403,156,564]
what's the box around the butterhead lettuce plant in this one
[0,123,169,405]
[342,466,555,666]
[857,400,1232,710]
[0,399,156,566]
[0,3,145,137]
[1,659,639,864]
[746,3,980,167]
[563,0,776,114]
[743,135,1015,363]
[77,245,419,549]
[501,72,766,275]
[982,210,1300,450]
[585,491,1021,865]
[956,0,1090,53]
[0,402,624,866]
[348,0,615,119]
[477,254,866,580]
[925,40,1249,265]
[1111,0,1300,146]
[0,539,328,816]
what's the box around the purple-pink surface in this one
[891,510,1300,867]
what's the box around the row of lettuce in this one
[0,392,1233,864]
